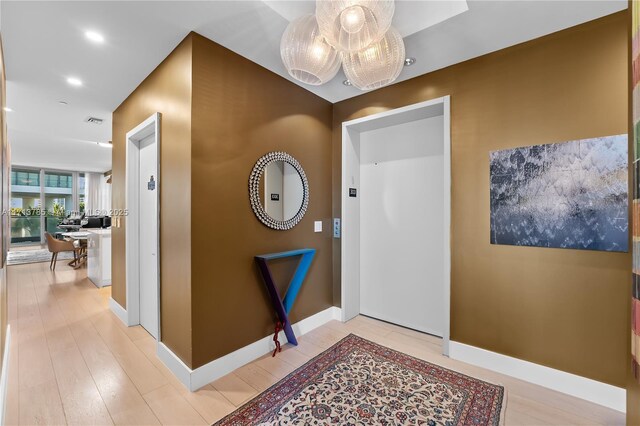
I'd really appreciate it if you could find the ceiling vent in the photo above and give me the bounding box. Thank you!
[85,116,103,125]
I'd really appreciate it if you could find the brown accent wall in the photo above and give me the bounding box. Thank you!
[0,34,8,363]
[189,34,333,368]
[333,12,629,387]
[112,12,629,386]
[112,36,193,365]
[112,33,333,369]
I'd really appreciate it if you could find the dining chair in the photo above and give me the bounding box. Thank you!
[44,232,80,271]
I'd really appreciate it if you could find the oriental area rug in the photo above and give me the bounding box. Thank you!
[215,334,505,425]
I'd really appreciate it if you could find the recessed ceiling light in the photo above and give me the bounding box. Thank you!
[3,107,12,112]
[85,31,105,44]
[343,79,352,86]
[404,57,416,66]
[97,142,112,149]
[67,77,83,87]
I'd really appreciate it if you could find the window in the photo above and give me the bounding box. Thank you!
[11,170,39,187]
[44,172,73,189]
[78,173,86,213]
[10,168,41,244]
[44,171,73,237]
[10,168,88,245]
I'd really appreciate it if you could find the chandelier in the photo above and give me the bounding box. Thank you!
[280,0,405,91]
[342,26,404,91]
[315,0,394,53]
[280,14,342,85]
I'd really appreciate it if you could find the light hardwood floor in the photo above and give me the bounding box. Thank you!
[5,262,625,425]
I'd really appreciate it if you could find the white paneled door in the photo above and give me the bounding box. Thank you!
[138,134,158,339]
[359,116,445,337]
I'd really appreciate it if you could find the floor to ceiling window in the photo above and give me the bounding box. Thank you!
[10,167,86,245]
[43,171,73,238]
[10,168,42,244]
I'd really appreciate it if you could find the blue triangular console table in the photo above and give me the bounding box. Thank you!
[255,248,316,346]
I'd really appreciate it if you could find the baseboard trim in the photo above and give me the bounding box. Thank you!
[0,325,11,424]
[449,341,626,413]
[158,306,342,391]
[157,341,192,388]
[109,297,129,326]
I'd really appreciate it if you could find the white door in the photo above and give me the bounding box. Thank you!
[359,116,445,336]
[138,134,158,339]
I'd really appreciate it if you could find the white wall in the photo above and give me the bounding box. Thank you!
[264,161,284,221]
[342,127,361,321]
[283,163,303,219]
[264,162,303,221]
[359,116,445,335]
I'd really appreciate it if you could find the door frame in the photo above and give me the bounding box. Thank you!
[125,112,161,340]
[340,96,452,355]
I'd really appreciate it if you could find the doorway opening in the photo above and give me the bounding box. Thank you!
[124,113,161,340]
[341,97,451,355]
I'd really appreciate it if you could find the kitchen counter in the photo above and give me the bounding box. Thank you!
[87,228,111,287]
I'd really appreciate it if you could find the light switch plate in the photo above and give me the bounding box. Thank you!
[333,218,341,238]
[314,221,322,233]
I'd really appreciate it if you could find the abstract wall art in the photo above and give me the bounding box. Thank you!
[489,134,628,252]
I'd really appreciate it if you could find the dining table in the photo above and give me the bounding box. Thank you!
[60,231,90,269]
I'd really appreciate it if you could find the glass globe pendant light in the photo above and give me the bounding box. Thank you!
[316,0,395,53]
[341,26,405,90]
[280,14,342,85]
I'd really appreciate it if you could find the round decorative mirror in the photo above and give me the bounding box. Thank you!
[249,152,309,230]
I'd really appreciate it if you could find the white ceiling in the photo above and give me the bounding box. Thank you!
[1,1,627,173]
[263,1,470,37]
